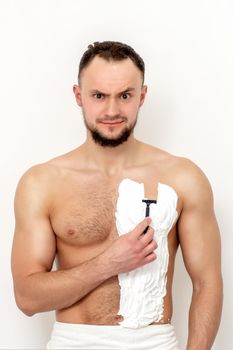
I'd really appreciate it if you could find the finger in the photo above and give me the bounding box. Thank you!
[131,217,152,238]
[142,239,157,256]
[139,226,154,244]
[143,225,150,234]
[143,251,157,264]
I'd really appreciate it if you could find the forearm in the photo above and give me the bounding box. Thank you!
[186,278,223,350]
[13,218,154,316]
[15,252,113,316]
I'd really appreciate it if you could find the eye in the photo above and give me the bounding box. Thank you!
[94,93,104,99]
[121,93,130,100]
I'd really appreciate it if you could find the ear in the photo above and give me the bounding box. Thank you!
[73,84,82,107]
[139,85,148,106]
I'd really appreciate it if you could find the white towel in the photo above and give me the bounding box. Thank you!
[47,321,179,349]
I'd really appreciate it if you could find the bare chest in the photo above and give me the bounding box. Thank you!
[50,179,119,246]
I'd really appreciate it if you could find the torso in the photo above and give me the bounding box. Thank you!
[47,143,182,325]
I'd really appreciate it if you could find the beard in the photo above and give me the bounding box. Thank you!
[83,112,138,148]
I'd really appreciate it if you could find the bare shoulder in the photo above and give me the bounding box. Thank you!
[144,143,208,177]
[14,151,79,218]
[16,162,58,193]
[170,155,211,183]
[172,156,212,193]
[143,143,214,207]
[166,154,214,210]
[14,164,56,216]
[16,148,81,189]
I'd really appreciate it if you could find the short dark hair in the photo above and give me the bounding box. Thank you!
[78,41,145,84]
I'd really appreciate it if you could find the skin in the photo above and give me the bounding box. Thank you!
[11,56,223,349]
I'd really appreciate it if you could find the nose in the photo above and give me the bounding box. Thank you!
[105,98,121,118]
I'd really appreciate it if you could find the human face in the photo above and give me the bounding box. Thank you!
[73,56,147,147]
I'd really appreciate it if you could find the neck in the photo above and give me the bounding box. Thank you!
[81,134,141,177]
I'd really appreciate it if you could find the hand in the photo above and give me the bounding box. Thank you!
[104,217,157,275]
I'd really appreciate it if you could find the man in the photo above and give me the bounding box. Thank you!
[11,41,223,349]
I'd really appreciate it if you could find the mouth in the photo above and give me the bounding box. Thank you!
[99,119,125,127]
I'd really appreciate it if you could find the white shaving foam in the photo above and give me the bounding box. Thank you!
[115,178,178,328]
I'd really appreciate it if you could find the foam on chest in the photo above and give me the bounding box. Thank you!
[115,178,178,328]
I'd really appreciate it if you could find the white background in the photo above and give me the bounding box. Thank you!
[0,0,232,348]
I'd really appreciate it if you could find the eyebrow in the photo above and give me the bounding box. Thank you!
[89,87,136,96]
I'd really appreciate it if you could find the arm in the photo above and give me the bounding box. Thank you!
[11,165,156,316]
[177,161,223,350]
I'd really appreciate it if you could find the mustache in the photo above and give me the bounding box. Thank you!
[96,116,128,123]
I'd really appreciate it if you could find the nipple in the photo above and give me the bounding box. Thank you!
[67,229,75,236]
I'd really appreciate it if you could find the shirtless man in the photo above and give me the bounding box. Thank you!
[11,41,223,350]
